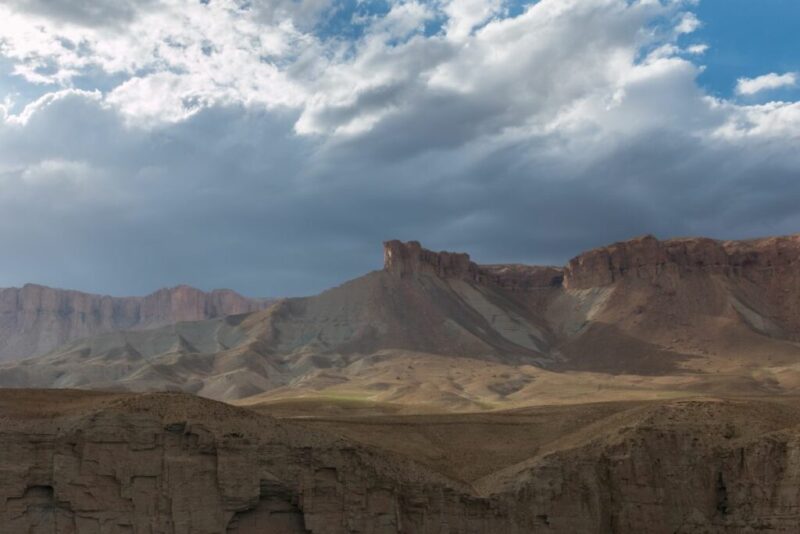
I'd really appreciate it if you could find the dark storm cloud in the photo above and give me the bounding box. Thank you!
[0,0,799,297]
[1,90,800,298]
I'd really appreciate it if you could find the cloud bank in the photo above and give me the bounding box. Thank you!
[0,0,799,296]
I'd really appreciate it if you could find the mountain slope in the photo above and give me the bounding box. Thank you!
[2,235,800,407]
[0,283,273,362]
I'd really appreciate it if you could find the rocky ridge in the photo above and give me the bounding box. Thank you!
[563,233,800,289]
[383,240,563,288]
[0,284,272,362]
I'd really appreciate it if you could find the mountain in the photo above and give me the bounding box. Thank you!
[0,283,273,362]
[2,234,800,408]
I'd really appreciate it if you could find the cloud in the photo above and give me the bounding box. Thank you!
[675,12,701,34]
[736,72,798,96]
[4,0,157,28]
[0,0,798,298]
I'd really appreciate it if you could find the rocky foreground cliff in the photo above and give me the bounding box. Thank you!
[0,284,272,362]
[4,389,800,533]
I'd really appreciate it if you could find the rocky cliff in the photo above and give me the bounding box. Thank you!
[563,234,800,289]
[383,240,563,289]
[0,284,271,362]
[0,390,514,534]
[5,390,800,533]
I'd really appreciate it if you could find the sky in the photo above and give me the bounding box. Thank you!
[0,0,798,297]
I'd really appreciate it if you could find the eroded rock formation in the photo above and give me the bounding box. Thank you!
[5,391,800,533]
[563,234,800,289]
[383,240,563,289]
[0,391,513,534]
[0,284,271,362]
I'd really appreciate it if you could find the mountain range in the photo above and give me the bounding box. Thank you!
[2,234,800,409]
[0,284,272,362]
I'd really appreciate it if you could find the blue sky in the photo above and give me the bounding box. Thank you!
[0,0,798,297]
[694,0,800,100]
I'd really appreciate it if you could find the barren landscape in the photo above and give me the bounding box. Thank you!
[3,0,799,531]
[3,234,800,532]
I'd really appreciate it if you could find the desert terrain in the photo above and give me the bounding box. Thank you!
[3,234,800,532]
[4,389,800,532]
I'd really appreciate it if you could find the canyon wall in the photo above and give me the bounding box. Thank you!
[5,393,800,533]
[0,392,515,534]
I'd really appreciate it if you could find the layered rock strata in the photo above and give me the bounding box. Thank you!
[5,392,800,533]
[383,240,563,289]
[0,284,271,362]
[563,234,800,289]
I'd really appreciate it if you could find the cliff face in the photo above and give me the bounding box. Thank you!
[383,240,479,280]
[5,391,800,533]
[563,234,800,289]
[383,240,563,289]
[0,284,271,362]
[561,234,800,337]
[0,391,514,534]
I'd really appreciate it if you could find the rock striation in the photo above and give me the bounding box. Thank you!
[563,234,800,289]
[0,284,272,362]
[383,240,563,289]
[383,240,479,280]
[5,391,800,533]
[0,391,514,534]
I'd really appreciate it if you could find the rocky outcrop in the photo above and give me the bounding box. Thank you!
[383,240,479,280]
[383,240,563,289]
[0,284,272,362]
[0,391,515,534]
[5,392,800,533]
[489,399,800,533]
[563,234,800,289]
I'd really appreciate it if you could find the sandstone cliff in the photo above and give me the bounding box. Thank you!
[0,284,272,362]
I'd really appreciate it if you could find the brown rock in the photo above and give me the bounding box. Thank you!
[383,240,563,289]
[383,240,478,280]
[563,234,800,289]
[5,391,800,533]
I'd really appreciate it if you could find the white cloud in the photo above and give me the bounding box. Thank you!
[442,0,504,40]
[685,44,708,55]
[2,88,102,125]
[736,72,798,96]
[675,12,701,34]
